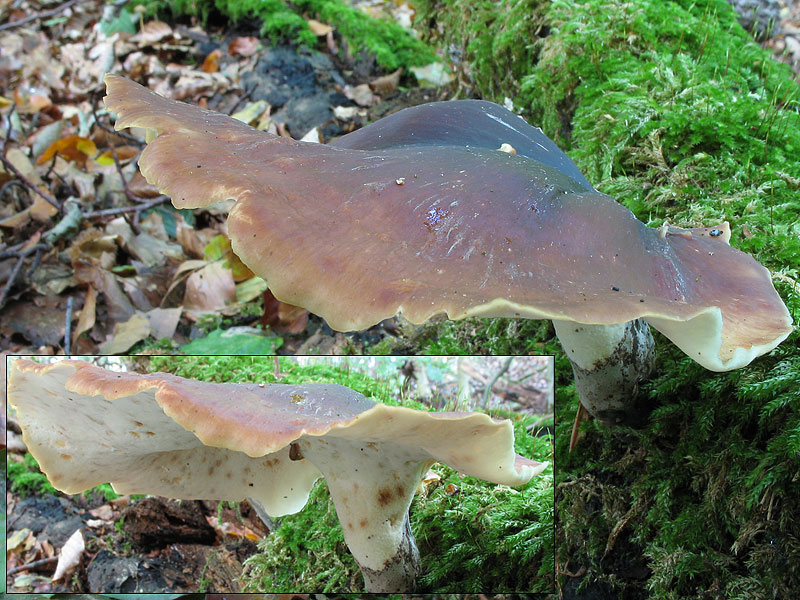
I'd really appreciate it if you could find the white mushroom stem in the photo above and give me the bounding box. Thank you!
[553,318,657,427]
[299,436,432,592]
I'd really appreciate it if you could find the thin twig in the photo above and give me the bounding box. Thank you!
[0,243,50,309]
[27,246,43,276]
[0,179,29,204]
[0,255,25,309]
[4,103,16,146]
[83,195,170,218]
[6,556,59,576]
[64,295,74,354]
[0,0,80,32]
[106,145,143,234]
[227,84,255,115]
[0,153,61,210]
[91,93,145,145]
[482,356,513,409]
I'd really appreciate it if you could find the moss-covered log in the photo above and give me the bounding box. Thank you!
[416,0,800,597]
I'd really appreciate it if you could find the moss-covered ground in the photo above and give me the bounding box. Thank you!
[139,0,436,71]
[411,0,800,597]
[144,356,554,593]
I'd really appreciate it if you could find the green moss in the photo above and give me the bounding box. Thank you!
[7,453,58,497]
[558,329,800,598]
[417,0,549,101]
[242,480,362,592]
[83,483,125,503]
[408,317,559,356]
[413,1,800,597]
[143,356,553,592]
[413,412,554,593]
[138,0,436,70]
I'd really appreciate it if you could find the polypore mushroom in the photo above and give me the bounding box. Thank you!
[7,358,546,592]
[103,76,792,425]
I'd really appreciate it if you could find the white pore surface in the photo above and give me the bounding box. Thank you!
[646,308,790,372]
[8,360,322,516]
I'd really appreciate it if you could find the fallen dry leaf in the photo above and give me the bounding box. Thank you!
[231,100,268,125]
[204,234,254,281]
[52,529,84,581]
[183,261,236,312]
[98,312,151,354]
[72,285,97,345]
[344,83,379,107]
[229,36,259,57]
[262,288,308,334]
[202,49,222,74]
[307,18,334,36]
[13,86,52,113]
[145,306,182,340]
[125,170,162,198]
[36,135,97,165]
[88,504,115,521]
[131,20,173,45]
[95,144,140,166]
[370,68,402,96]
[3,147,43,184]
[410,62,454,87]
[300,127,321,143]
[1,295,66,346]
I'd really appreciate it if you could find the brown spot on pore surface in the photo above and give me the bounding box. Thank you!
[145,431,155,436]
[133,421,143,427]
[60,454,72,459]
[360,519,368,528]
[396,485,404,497]
[377,487,393,506]
[347,522,354,530]
[130,431,140,438]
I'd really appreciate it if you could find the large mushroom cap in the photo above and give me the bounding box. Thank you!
[104,75,792,371]
[8,358,542,507]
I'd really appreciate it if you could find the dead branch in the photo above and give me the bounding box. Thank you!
[0,0,80,32]
[6,556,59,576]
[482,356,513,408]
[0,153,61,210]
[0,243,50,309]
[83,195,171,219]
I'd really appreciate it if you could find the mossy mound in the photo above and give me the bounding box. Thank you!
[139,0,436,71]
[414,0,799,597]
[144,356,554,592]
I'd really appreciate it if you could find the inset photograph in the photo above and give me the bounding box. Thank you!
[5,355,554,594]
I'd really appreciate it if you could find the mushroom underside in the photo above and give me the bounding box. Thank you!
[8,359,546,592]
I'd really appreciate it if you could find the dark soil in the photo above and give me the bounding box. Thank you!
[6,492,268,593]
